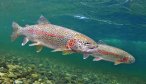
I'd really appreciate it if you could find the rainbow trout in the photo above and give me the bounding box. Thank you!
[92,43,135,65]
[11,15,135,65]
[11,15,98,57]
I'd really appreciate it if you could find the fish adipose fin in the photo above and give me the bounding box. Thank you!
[11,22,22,41]
[22,37,29,46]
[37,15,50,24]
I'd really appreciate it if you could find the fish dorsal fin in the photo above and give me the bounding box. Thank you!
[37,15,49,24]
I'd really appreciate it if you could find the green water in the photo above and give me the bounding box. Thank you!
[0,0,146,84]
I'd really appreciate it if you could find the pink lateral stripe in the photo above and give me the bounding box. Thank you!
[27,29,64,38]
[97,50,120,57]
[118,57,128,62]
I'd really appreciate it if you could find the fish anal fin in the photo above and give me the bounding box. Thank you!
[37,15,50,24]
[22,37,29,46]
[36,45,43,53]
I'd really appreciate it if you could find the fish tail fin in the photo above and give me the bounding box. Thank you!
[11,22,21,41]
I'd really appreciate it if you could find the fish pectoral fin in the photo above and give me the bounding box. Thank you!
[37,15,50,24]
[22,37,29,46]
[93,57,103,61]
[51,47,70,52]
[62,50,74,55]
[83,54,90,59]
[51,48,73,55]
[36,45,43,53]
[25,24,29,27]
[114,61,122,65]
[29,42,41,46]
[51,48,64,52]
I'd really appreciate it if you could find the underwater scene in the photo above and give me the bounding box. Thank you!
[0,0,146,84]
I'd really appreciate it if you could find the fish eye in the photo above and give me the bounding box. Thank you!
[84,42,91,45]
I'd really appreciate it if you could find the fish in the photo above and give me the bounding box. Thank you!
[11,15,98,57]
[92,43,135,65]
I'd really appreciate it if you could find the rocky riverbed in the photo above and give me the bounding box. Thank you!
[0,51,145,84]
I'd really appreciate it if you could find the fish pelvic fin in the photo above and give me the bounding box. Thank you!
[51,47,70,52]
[114,61,122,65]
[36,45,43,53]
[93,57,103,61]
[11,22,22,41]
[51,48,73,55]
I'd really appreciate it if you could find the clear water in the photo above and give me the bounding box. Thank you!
[0,0,146,84]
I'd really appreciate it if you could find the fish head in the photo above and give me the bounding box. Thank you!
[117,53,135,65]
[125,54,135,64]
[70,39,98,53]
